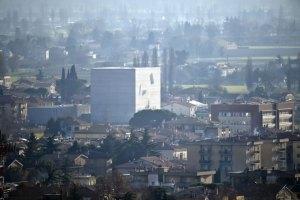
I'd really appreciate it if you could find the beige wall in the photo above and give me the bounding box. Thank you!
[186,141,247,178]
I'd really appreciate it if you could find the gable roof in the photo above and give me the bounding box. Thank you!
[8,159,23,169]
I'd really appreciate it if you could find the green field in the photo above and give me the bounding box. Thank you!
[179,84,248,94]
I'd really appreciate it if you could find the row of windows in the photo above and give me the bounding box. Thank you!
[218,112,251,117]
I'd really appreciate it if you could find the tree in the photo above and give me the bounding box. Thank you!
[4,167,23,182]
[0,50,6,79]
[142,187,175,200]
[151,47,158,67]
[211,67,222,90]
[175,50,188,65]
[162,48,168,90]
[245,57,254,91]
[45,118,61,136]
[142,51,149,67]
[285,57,292,90]
[206,22,219,39]
[68,141,81,154]
[36,69,44,81]
[133,56,138,68]
[24,133,38,167]
[168,48,175,91]
[43,136,58,154]
[95,171,129,199]
[129,109,176,128]
[37,160,63,186]
[61,67,66,80]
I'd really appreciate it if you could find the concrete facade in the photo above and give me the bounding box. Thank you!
[186,140,247,181]
[27,104,90,125]
[211,101,294,135]
[91,67,161,124]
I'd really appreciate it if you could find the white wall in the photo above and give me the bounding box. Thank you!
[91,67,161,124]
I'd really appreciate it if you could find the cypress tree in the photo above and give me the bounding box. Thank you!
[245,57,253,91]
[151,47,158,67]
[142,51,149,67]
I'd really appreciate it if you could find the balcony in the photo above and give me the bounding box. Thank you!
[246,157,259,164]
[199,149,211,154]
[262,115,275,119]
[279,113,292,118]
[219,149,232,155]
[220,159,232,164]
[272,155,286,162]
[279,122,292,126]
[199,159,211,164]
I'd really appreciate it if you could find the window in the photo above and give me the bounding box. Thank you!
[150,74,154,84]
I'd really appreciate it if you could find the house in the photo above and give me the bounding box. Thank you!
[85,151,112,176]
[116,156,174,175]
[197,170,216,184]
[276,185,300,200]
[71,175,96,186]
[163,117,207,134]
[74,154,89,167]
[0,95,27,124]
[74,124,111,141]
[173,148,187,161]
[7,160,23,170]
[162,102,197,117]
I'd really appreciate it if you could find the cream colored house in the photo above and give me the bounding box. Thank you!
[74,154,89,166]
[162,102,197,117]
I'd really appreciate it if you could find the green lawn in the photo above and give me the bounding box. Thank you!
[179,84,248,94]
[222,85,248,94]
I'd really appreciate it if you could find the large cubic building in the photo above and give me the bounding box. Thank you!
[91,67,161,124]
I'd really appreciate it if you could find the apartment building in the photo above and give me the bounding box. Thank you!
[187,139,247,181]
[246,140,274,171]
[246,138,300,171]
[211,101,294,135]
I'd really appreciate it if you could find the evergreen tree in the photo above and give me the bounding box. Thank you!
[36,69,44,81]
[0,50,6,79]
[151,47,158,67]
[133,56,138,68]
[142,51,149,67]
[245,57,253,91]
[70,65,78,80]
[285,57,292,91]
[168,48,175,91]
[44,136,58,154]
[162,48,168,90]
[61,67,66,80]
[136,56,140,67]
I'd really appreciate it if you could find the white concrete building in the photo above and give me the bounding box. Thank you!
[91,67,161,124]
[162,101,197,117]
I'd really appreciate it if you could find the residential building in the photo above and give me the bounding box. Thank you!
[27,104,90,125]
[186,139,247,181]
[246,140,274,171]
[0,95,27,123]
[91,67,161,124]
[246,138,300,171]
[73,124,113,141]
[211,101,294,135]
[276,185,300,200]
[162,101,197,117]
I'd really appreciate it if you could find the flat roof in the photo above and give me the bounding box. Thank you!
[92,67,160,70]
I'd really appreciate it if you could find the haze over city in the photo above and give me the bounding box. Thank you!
[0,0,300,199]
